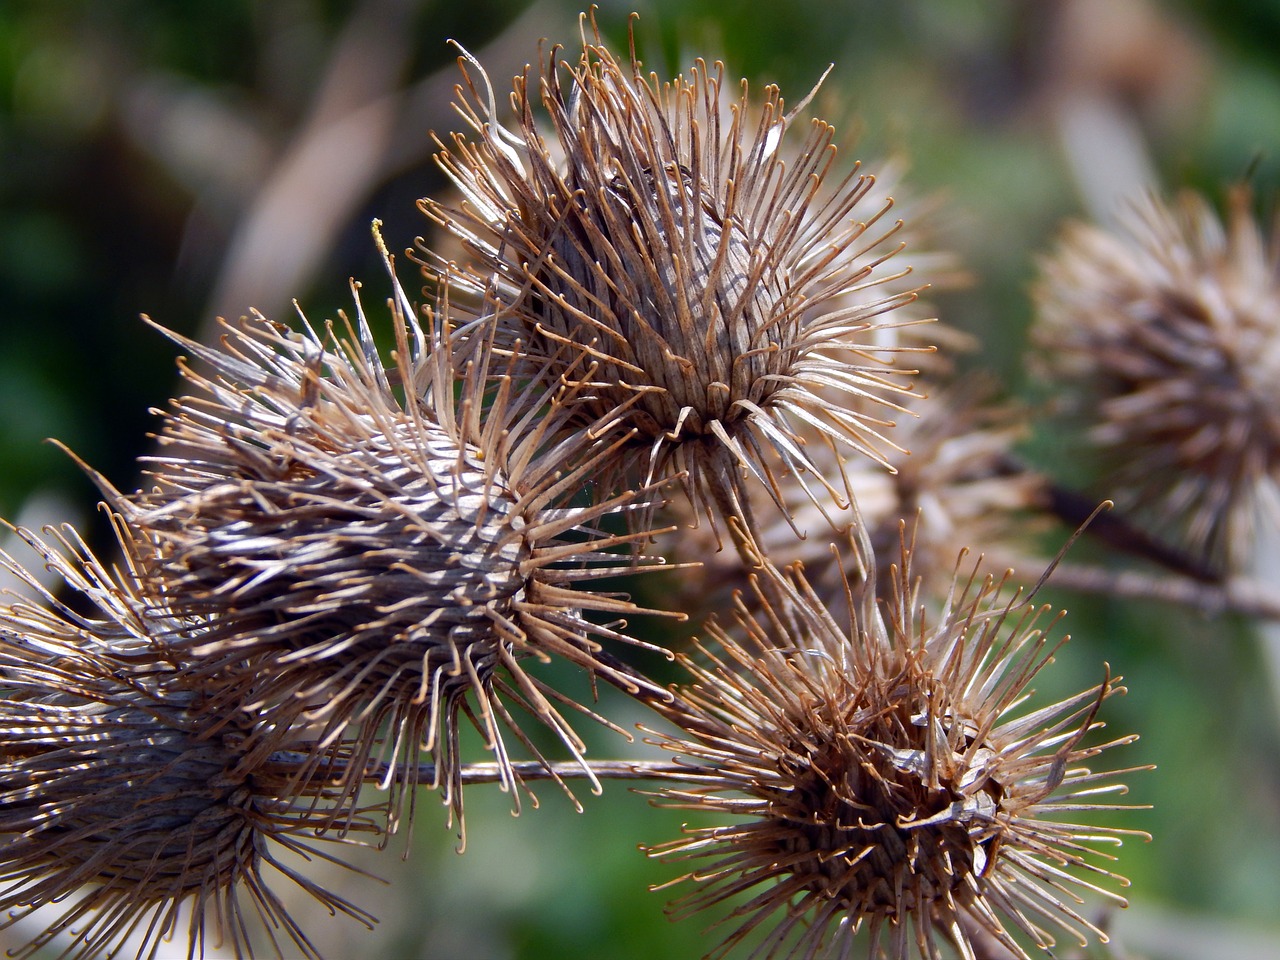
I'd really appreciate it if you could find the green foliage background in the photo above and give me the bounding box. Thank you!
[2,1,1279,957]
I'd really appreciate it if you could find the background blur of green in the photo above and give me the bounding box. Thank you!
[2,1,1279,958]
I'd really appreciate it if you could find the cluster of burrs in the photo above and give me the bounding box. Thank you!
[21,8,1280,959]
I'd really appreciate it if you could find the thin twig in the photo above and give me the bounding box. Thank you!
[1043,560,1280,621]
[265,753,694,787]
[1038,477,1218,581]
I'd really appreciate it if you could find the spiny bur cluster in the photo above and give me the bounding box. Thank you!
[106,259,678,843]
[1032,186,1280,573]
[0,517,378,960]
[422,15,934,545]
[644,542,1145,960]
[4,8,1234,960]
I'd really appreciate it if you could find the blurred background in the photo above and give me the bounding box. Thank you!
[2,0,1279,957]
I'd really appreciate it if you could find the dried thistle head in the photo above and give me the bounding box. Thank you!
[0,519,377,960]
[839,382,1046,582]
[1032,186,1280,572]
[422,13,934,541]
[644,548,1146,960]
[109,252,676,841]
[666,378,1048,622]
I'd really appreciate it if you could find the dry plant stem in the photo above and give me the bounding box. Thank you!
[265,753,695,786]
[1045,560,1280,621]
[1246,526,1280,734]
[1040,475,1219,581]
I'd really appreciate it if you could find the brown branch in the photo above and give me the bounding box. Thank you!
[1040,478,1219,581]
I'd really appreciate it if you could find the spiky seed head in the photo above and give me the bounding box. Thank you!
[110,254,676,841]
[666,379,1048,622]
[644,550,1146,960]
[422,13,934,541]
[809,380,1047,600]
[1032,186,1280,572]
[0,519,377,960]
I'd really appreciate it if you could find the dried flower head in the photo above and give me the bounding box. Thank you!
[667,379,1048,622]
[0,518,377,960]
[1032,186,1280,572]
[644,547,1145,960]
[109,249,676,840]
[422,13,933,541]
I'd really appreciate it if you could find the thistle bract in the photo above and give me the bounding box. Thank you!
[111,253,675,840]
[1033,187,1280,572]
[0,521,376,960]
[646,555,1145,960]
[424,15,932,541]
[666,380,1046,621]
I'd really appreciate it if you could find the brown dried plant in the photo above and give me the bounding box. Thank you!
[0,517,379,960]
[0,10,1169,960]
[420,12,934,547]
[643,543,1146,960]
[665,378,1049,626]
[99,244,679,844]
[1032,185,1280,573]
